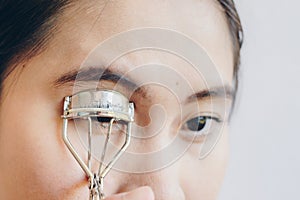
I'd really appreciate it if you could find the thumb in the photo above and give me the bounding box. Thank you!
[104,186,154,200]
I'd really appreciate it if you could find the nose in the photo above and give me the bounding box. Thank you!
[121,85,186,166]
[115,166,186,200]
[106,86,186,200]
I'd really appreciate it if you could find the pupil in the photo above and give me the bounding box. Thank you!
[186,116,207,131]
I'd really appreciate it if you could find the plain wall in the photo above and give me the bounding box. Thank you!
[218,0,300,199]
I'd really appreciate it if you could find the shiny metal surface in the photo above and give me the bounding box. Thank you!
[62,89,134,200]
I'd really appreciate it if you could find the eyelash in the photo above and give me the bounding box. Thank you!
[70,117,125,138]
[90,117,127,134]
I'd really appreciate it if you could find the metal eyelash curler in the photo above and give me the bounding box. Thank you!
[62,89,134,200]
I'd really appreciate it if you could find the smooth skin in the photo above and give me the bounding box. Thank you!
[0,0,234,199]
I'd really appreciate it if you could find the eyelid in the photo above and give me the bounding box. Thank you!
[182,111,223,126]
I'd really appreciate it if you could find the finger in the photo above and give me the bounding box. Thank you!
[104,186,154,200]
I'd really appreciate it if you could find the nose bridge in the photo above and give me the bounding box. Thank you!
[128,84,179,147]
[120,83,188,169]
[113,85,186,199]
[128,106,177,156]
[132,84,181,126]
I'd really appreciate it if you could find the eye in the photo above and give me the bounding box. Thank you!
[186,116,210,132]
[90,117,127,135]
[180,115,221,142]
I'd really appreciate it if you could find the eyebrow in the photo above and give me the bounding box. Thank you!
[53,67,234,102]
[53,66,139,91]
[186,85,233,103]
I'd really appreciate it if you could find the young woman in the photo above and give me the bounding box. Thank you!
[0,0,243,199]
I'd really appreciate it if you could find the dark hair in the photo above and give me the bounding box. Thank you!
[0,0,243,96]
[0,0,70,89]
[218,0,243,104]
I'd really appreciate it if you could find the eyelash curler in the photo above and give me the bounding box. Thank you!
[62,89,134,200]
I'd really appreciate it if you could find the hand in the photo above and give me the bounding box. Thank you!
[104,186,154,200]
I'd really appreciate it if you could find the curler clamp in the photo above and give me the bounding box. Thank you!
[62,89,134,200]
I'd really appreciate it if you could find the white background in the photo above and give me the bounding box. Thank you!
[218,0,300,199]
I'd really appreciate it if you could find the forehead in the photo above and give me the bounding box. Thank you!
[28,0,234,91]
[48,0,233,72]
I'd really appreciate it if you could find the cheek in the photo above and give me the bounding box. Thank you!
[0,90,87,199]
[179,130,229,200]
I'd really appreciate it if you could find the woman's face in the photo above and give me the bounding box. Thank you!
[0,0,234,199]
